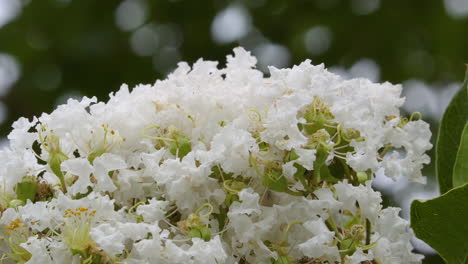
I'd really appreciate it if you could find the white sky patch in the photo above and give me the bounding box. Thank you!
[154,24,183,49]
[54,91,82,107]
[327,66,348,79]
[351,0,381,15]
[153,47,181,74]
[304,25,333,56]
[115,0,148,32]
[329,59,380,82]
[130,23,159,57]
[0,0,22,28]
[211,4,252,44]
[444,0,468,19]
[349,58,380,82]
[0,53,20,96]
[254,43,291,72]
[402,80,459,121]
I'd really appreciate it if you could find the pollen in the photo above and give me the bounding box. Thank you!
[5,219,26,231]
[63,207,96,218]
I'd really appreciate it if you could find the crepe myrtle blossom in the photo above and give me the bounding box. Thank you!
[0,48,430,263]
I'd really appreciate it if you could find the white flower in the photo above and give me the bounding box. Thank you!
[381,120,432,183]
[261,93,311,150]
[93,153,127,192]
[61,158,94,196]
[294,148,317,170]
[8,117,38,150]
[186,236,228,264]
[0,47,428,263]
[230,188,262,215]
[21,236,52,264]
[89,223,125,255]
[18,201,61,232]
[334,180,382,222]
[0,148,42,190]
[297,220,340,263]
[208,125,258,174]
[135,198,169,223]
[345,248,374,264]
[132,236,164,262]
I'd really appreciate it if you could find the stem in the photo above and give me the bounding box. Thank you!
[284,189,305,197]
[247,109,262,122]
[128,201,145,221]
[325,216,342,240]
[379,144,392,159]
[295,173,312,194]
[279,222,302,246]
[338,159,351,180]
[313,167,321,185]
[409,112,422,121]
[364,218,371,253]
[223,180,238,194]
[351,172,359,185]
[56,174,67,193]
[195,203,214,218]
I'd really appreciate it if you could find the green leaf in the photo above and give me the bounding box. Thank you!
[453,123,468,187]
[263,170,289,192]
[15,176,37,203]
[169,136,192,159]
[411,183,468,264]
[436,68,468,194]
[272,256,291,264]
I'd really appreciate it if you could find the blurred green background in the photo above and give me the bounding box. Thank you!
[1,0,467,262]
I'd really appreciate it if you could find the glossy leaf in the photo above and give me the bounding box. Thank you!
[411,183,468,264]
[453,123,468,187]
[436,68,468,194]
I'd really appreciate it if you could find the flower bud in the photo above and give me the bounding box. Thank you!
[8,199,25,209]
[48,151,69,193]
[343,128,361,141]
[357,172,369,184]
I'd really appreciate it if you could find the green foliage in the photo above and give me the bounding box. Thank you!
[272,256,291,264]
[411,183,468,264]
[169,136,192,159]
[15,177,37,203]
[453,123,468,187]
[436,69,468,194]
[262,169,289,193]
[411,68,468,263]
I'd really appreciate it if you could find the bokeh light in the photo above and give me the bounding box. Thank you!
[0,2,467,262]
[115,0,148,32]
[444,0,468,19]
[304,25,333,56]
[0,53,20,96]
[351,0,380,15]
[211,4,251,44]
[0,0,22,28]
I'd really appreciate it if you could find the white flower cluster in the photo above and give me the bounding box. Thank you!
[0,48,431,264]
